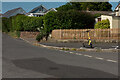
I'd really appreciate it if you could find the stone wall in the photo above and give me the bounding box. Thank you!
[20,32,39,39]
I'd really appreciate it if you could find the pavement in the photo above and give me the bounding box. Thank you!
[2,34,119,78]
[39,42,119,49]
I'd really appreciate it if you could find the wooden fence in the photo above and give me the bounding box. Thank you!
[52,29,120,40]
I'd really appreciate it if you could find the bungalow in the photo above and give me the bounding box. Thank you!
[2,7,26,18]
[115,3,120,16]
[27,5,57,17]
[95,3,120,29]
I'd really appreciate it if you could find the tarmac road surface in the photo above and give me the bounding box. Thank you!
[2,34,118,78]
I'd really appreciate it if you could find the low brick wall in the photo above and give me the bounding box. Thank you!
[20,32,39,39]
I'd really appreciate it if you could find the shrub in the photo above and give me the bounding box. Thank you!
[12,14,43,31]
[94,13,101,18]
[16,31,21,37]
[36,33,44,42]
[95,19,110,29]
[36,30,47,42]
[43,10,95,33]
[2,17,12,32]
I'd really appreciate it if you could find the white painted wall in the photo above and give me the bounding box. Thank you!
[28,13,34,17]
[101,15,113,29]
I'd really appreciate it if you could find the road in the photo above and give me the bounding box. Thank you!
[2,34,118,78]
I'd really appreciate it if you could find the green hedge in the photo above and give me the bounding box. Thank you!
[2,17,12,32]
[43,10,95,34]
[12,15,43,31]
[2,15,43,32]
[95,19,110,29]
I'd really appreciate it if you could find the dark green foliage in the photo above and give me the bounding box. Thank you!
[2,17,12,32]
[12,14,43,31]
[36,30,47,42]
[16,31,21,37]
[94,13,102,18]
[57,2,112,11]
[43,10,95,33]
[36,33,44,42]
[95,19,110,29]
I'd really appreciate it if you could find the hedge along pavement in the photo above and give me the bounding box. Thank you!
[20,37,119,53]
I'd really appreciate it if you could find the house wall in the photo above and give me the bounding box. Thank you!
[112,17,120,29]
[101,15,113,29]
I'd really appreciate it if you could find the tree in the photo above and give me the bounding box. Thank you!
[43,10,95,31]
[57,2,112,11]
[95,19,110,29]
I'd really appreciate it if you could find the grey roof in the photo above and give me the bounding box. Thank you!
[3,7,26,18]
[84,11,113,15]
[29,5,48,13]
[115,3,120,10]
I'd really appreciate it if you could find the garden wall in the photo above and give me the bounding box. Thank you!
[52,29,120,42]
[20,32,39,39]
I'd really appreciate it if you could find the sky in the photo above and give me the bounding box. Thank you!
[2,2,66,13]
[1,2,120,14]
[1,0,120,2]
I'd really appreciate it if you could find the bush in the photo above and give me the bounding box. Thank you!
[94,13,101,18]
[12,14,43,31]
[36,30,47,42]
[95,19,110,29]
[2,17,12,32]
[43,10,95,33]
[16,31,20,37]
[36,33,44,42]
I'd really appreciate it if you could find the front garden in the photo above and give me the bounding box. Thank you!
[2,2,111,41]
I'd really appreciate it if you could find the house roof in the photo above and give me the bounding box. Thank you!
[44,8,57,13]
[115,3,120,11]
[3,7,26,18]
[82,11,113,15]
[29,5,48,13]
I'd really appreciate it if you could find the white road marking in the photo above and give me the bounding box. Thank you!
[84,55,92,58]
[106,59,117,63]
[95,57,104,60]
[78,53,82,55]
[70,52,74,54]
[59,50,63,51]
[64,51,69,53]
[76,53,82,55]
[59,50,117,63]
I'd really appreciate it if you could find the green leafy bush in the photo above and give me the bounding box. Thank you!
[94,13,101,18]
[16,31,21,37]
[36,33,44,42]
[2,17,12,32]
[12,14,43,31]
[95,19,110,29]
[36,30,47,42]
[43,10,95,33]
